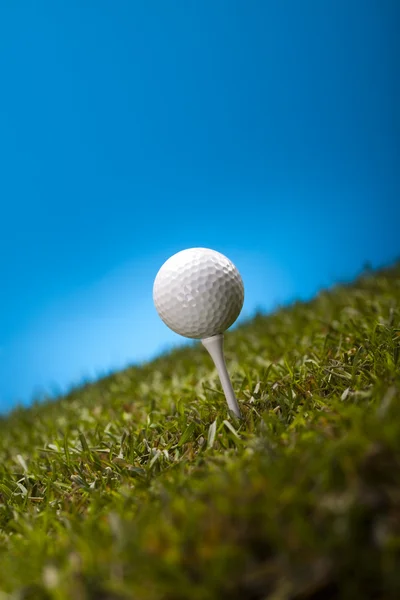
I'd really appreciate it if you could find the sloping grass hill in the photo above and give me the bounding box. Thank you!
[0,263,400,600]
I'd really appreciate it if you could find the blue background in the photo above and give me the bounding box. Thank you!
[1,0,399,411]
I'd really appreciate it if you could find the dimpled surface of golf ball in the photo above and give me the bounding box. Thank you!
[153,248,244,339]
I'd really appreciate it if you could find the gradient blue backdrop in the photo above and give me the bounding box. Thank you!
[1,0,399,411]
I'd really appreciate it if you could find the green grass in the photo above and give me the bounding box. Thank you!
[1,263,400,600]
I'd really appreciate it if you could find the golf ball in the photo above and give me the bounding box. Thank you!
[153,248,244,339]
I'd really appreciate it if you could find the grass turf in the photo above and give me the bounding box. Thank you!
[0,263,399,599]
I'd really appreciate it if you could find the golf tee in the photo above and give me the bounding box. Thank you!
[201,334,242,418]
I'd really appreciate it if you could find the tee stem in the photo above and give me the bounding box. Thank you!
[201,334,241,418]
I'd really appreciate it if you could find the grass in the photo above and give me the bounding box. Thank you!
[0,262,400,599]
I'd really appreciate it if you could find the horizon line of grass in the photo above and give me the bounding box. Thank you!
[2,257,398,419]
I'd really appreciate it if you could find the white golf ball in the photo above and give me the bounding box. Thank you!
[153,248,244,339]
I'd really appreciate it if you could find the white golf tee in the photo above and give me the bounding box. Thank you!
[201,334,242,418]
